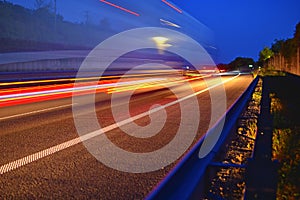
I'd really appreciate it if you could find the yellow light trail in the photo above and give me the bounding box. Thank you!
[107,75,211,93]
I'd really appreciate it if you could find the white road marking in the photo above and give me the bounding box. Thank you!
[0,74,240,175]
[0,104,74,121]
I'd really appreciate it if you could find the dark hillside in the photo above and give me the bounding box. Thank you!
[0,1,113,52]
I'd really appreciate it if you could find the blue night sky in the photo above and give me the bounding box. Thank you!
[6,0,300,64]
[173,0,300,63]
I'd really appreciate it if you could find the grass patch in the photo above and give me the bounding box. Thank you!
[271,93,300,199]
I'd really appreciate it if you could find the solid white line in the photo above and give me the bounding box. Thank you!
[0,104,74,121]
[0,74,240,175]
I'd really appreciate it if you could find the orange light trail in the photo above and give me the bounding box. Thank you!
[99,0,140,16]
[0,76,115,87]
[162,0,182,13]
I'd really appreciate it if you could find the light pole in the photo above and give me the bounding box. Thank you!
[54,0,57,39]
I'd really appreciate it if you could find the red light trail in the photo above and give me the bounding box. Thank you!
[162,0,182,13]
[99,0,140,16]
[0,75,210,108]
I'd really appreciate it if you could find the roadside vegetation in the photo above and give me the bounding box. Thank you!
[257,22,300,199]
[258,22,300,76]
[269,77,300,199]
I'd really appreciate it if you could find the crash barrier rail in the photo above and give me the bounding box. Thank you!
[146,76,259,200]
[244,76,278,199]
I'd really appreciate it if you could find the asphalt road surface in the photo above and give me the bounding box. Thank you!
[0,74,254,199]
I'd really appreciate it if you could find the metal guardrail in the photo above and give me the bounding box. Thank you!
[244,76,278,199]
[146,76,259,200]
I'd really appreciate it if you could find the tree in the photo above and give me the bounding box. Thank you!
[271,39,285,54]
[216,63,229,71]
[281,39,297,62]
[293,22,300,46]
[228,57,255,70]
[294,22,300,74]
[259,47,274,61]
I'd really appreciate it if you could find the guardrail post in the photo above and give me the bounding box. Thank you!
[244,76,278,199]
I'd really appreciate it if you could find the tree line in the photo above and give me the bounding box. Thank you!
[217,57,255,72]
[259,22,300,74]
[217,22,299,73]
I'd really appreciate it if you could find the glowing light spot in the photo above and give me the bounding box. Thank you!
[160,19,181,28]
[152,37,172,54]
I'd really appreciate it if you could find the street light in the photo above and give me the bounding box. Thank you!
[54,0,57,37]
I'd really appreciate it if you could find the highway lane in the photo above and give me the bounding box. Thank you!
[0,74,254,199]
